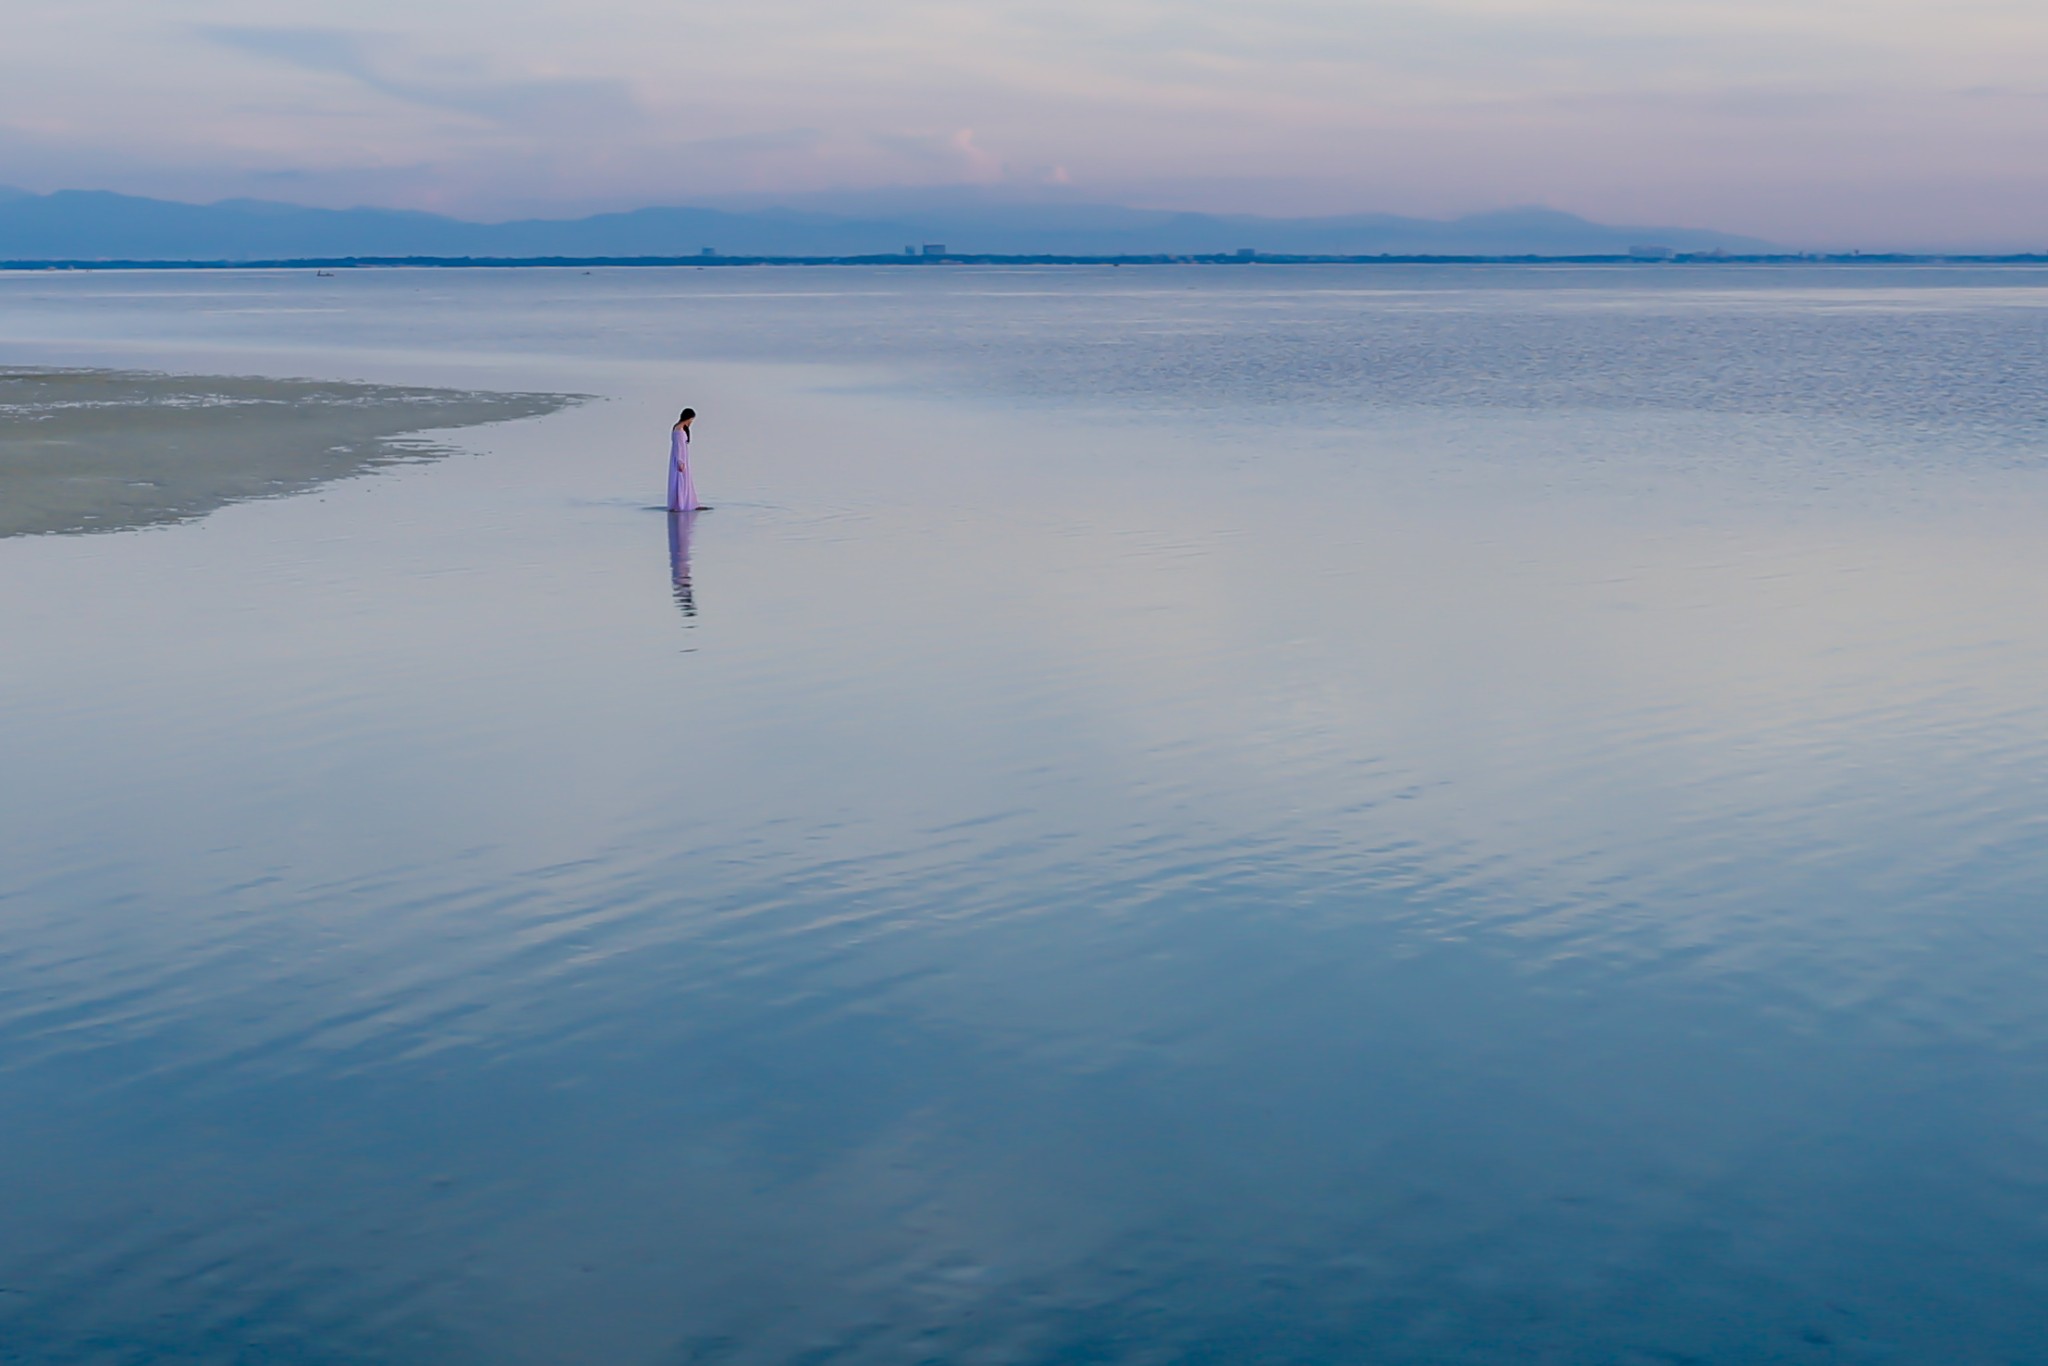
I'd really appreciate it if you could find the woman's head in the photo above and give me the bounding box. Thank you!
[677,407,696,426]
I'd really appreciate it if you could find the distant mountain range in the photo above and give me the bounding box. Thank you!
[0,185,1775,261]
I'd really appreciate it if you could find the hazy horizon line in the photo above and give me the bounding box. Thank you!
[11,180,2048,254]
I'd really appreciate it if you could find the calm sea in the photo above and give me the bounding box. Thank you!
[3,265,2047,1363]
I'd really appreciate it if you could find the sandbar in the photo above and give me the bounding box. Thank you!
[0,367,579,538]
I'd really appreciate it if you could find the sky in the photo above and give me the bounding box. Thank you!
[3,0,2047,246]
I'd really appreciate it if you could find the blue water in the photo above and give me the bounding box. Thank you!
[3,265,2048,1363]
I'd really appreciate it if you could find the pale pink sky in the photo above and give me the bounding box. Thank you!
[4,0,2047,246]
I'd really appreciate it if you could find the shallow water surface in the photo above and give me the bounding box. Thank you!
[2,266,2047,1363]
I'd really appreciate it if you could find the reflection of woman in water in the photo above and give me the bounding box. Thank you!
[667,408,705,512]
[667,510,698,618]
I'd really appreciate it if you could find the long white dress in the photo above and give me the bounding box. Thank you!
[666,427,699,512]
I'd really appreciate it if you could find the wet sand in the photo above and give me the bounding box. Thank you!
[0,367,579,537]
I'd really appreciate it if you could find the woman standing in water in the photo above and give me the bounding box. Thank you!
[667,408,706,512]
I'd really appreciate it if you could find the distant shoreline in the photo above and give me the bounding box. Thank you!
[5,252,2047,271]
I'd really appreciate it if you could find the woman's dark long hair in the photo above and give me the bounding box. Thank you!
[676,407,696,427]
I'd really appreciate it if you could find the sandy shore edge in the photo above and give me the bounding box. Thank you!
[1,366,583,538]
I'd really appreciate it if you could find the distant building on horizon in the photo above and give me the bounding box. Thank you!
[921,243,946,257]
